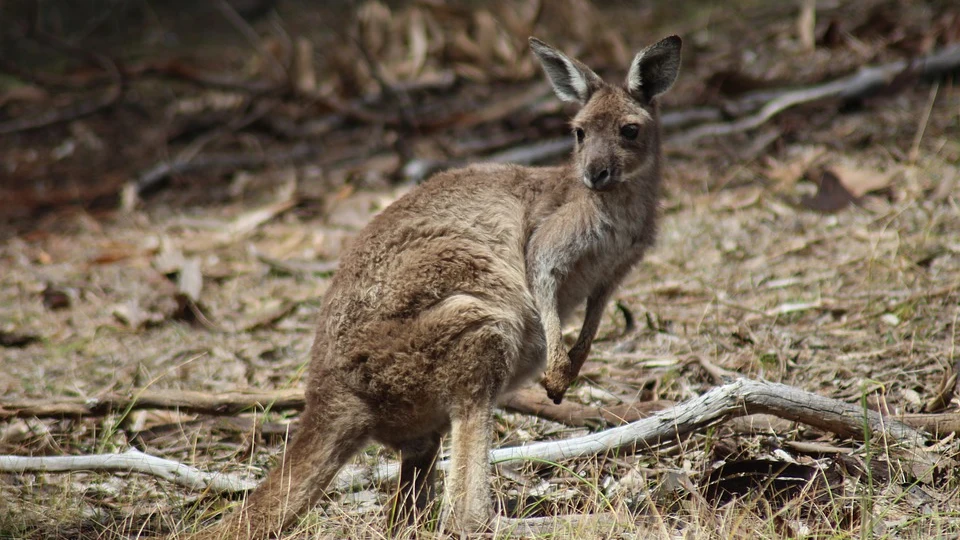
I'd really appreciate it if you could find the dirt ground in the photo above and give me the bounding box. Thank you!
[1,1,959,538]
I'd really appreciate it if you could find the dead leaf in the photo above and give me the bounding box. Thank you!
[292,37,317,95]
[801,169,857,213]
[496,0,542,40]
[711,186,763,211]
[404,8,429,78]
[221,195,296,238]
[180,171,298,252]
[0,85,48,109]
[797,0,817,51]
[763,146,826,189]
[153,238,187,275]
[42,285,71,310]
[924,359,959,413]
[177,258,203,303]
[89,244,139,265]
[113,299,165,329]
[472,10,502,68]
[829,162,895,197]
[357,1,391,59]
[0,330,41,348]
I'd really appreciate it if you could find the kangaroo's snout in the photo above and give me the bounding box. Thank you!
[583,165,617,191]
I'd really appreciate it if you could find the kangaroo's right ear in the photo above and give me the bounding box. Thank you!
[529,37,603,105]
[626,35,682,103]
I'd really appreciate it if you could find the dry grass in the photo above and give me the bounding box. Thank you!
[2,0,960,538]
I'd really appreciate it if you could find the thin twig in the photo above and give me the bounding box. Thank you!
[909,80,939,163]
[0,28,122,135]
[132,142,317,197]
[215,0,288,84]
[668,43,960,145]
[351,35,418,131]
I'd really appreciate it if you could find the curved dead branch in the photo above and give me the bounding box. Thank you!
[1,378,938,495]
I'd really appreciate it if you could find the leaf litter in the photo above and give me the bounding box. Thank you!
[1,0,960,538]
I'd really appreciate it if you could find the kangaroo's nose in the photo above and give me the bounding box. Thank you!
[585,167,614,191]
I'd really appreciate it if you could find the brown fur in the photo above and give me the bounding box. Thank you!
[184,35,681,539]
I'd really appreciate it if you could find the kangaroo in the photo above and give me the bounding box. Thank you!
[186,35,681,539]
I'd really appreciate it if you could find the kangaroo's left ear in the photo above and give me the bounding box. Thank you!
[626,35,682,103]
[529,37,604,105]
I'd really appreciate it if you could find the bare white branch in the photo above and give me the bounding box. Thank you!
[0,447,257,493]
[0,379,934,495]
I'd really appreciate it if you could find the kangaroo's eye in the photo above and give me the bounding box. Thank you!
[575,128,585,144]
[620,123,640,140]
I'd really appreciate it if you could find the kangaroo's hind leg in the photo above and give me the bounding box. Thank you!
[443,398,495,534]
[188,391,373,539]
[388,430,444,532]
[440,324,522,534]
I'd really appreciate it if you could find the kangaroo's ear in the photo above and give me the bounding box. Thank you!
[626,35,682,103]
[529,37,603,105]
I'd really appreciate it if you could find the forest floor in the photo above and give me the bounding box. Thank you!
[1,0,959,538]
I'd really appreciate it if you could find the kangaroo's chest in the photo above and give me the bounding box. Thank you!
[556,229,645,322]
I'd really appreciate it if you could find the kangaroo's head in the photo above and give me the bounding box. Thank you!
[529,36,681,192]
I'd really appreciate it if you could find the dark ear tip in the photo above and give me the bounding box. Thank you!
[529,36,545,47]
[663,35,682,50]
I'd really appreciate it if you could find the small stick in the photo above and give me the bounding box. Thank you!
[909,80,939,163]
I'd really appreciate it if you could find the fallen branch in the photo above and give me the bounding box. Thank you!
[2,379,940,495]
[898,412,960,438]
[0,386,650,429]
[0,448,256,493]
[491,377,929,462]
[132,142,317,197]
[0,388,306,419]
[501,388,670,428]
[252,250,339,276]
[133,60,281,94]
[403,137,572,182]
[0,29,122,135]
[335,378,936,492]
[669,43,960,145]
[2,382,952,439]
[215,0,288,85]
